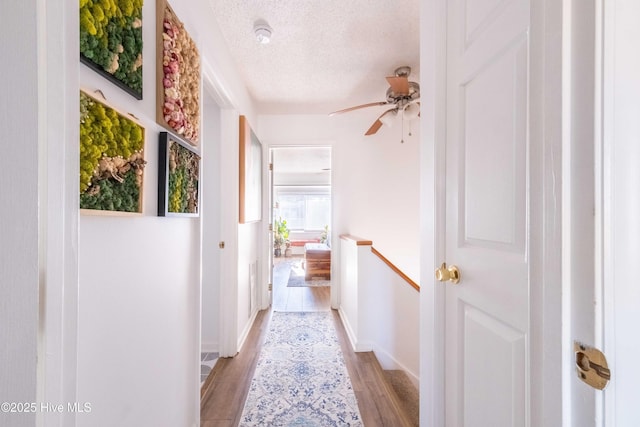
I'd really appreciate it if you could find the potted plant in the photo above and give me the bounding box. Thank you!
[320,225,329,245]
[274,233,284,257]
[274,217,290,257]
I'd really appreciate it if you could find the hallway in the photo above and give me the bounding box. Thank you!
[271,255,331,312]
[200,255,332,425]
[200,256,412,426]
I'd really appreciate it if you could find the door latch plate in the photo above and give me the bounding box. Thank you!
[574,341,610,390]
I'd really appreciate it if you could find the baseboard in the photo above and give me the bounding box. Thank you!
[237,309,259,352]
[372,345,419,389]
[201,341,218,353]
[337,307,372,352]
[337,307,358,351]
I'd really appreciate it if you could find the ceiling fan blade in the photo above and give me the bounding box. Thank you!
[365,120,383,136]
[329,101,388,116]
[386,76,410,95]
[365,108,398,136]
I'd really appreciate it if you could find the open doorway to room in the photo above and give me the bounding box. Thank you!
[270,147,332,312]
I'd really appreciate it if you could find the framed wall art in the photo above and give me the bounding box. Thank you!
[156,0,201,146]
[157,132,201,217]
[80,90,146,214]
[80,0,144,99]
[239,115,263,224]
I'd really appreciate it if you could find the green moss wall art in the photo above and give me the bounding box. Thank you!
[157,132,200,217]
[80,90,146,214]
[156,0,201,146]
[80,0,144,99]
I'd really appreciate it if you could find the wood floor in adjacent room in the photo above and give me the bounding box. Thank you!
[200,256,412,426]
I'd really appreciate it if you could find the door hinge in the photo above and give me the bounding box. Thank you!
[268,223,273,232]
[219,241,225,249]
[574,342,610,390]
[268,283,272,291]
[269,163,273,171]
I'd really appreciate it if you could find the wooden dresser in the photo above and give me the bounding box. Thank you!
[304,243,331,280]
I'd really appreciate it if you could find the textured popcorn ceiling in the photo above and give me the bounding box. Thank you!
[208,0,419,114]
[273,147,331,173]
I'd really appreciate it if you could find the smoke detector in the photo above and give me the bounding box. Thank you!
[254,20,273,44]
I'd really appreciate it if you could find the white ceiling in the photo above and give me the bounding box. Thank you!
[272,147,331,186]
[208,0,420,114]
[273,147,331,173]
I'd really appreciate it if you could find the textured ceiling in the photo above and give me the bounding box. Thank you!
[208,0,420,114]
[273,147,331,173]
[273,147,331,186]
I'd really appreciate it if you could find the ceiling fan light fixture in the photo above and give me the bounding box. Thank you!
[254,20,273,44]
[403,102,420,120]
[379,110,397,127]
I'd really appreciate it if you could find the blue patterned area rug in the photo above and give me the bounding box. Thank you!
[239,311,363,426]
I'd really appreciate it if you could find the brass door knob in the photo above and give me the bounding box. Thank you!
[435,262,460,284]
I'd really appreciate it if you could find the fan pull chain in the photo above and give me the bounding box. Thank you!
[401,110,405,143]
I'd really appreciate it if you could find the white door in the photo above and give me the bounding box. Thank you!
[443,0,531,425]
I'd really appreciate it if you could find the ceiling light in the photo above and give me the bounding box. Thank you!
[254,20,273,44]
[379,109,397,127]
[403,102,420,120]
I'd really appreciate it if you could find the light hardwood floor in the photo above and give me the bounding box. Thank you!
[271,256,331,312]
[200,257,411,426]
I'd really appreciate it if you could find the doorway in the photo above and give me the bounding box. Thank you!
[270,147,332,312]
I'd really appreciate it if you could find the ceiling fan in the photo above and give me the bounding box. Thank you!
[329,66,420,137]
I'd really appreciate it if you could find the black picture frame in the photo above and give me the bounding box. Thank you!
[80,55,143,100]
[158,132,201,217]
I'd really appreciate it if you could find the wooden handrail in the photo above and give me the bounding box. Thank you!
[340,234,419,291]
[339,234,373,246]
[371,247,420,292]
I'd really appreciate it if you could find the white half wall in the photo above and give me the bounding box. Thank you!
[361,252,420,387]
[339,237,420,387]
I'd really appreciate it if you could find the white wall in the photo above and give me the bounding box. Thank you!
[0,2,39,426]
[175,0,264,355]
[76,0,202,425]
[339,238,420,386]
[361,253,420,386]
[339,240,361,346]
[78,219,199,426]
[259,113,421,284]
[237,222,261,347]
[71,0,267,418]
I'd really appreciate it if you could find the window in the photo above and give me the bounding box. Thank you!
[275,187,330,231]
